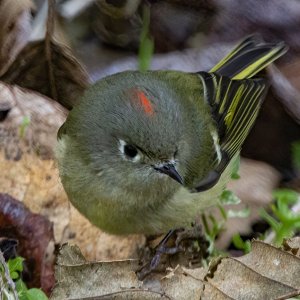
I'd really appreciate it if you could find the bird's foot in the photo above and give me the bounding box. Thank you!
[137,222,207,280]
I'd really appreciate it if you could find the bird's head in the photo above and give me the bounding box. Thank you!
[62,71,215,197]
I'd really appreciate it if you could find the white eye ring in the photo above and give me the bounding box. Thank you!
[118,139,141,162]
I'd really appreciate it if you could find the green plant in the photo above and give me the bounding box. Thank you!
[232,142,300,252]
[1,256,48,300]
[202,188,250,256]
[19,116,31,138]
[201,207,225,256]
[260,189,300,246]
[138,5,154,71]
[232,233,251,253]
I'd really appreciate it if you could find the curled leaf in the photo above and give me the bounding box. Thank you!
[0,193,55,294]
[0,82,66,159]
[1,39,90,110]
[0,0,34,76]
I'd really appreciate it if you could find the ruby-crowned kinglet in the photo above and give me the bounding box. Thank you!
[56,36,287,235]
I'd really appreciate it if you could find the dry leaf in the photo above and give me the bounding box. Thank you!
[283,237,300,256]
[0,0,34,76]
[0,193,55,294]
[0,82,67,159]
[51,239,300,299]
[0,82,16,121]
[1,39,90,110]
[203,240,300,300]
[50,244,206,300]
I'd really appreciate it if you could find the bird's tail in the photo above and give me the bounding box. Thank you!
[209,35,288,80]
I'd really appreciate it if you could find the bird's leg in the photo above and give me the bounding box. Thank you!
[137,221,207,280]
[137,229,183,279]
[149,229,184,270]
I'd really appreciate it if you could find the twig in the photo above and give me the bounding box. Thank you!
[0,250,18,299]
[45,0,58,101]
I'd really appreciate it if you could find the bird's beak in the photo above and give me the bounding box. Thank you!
[154,162,183,185]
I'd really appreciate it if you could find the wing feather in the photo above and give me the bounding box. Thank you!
[195,72,267,192]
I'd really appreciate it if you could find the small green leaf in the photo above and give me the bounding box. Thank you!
[16,279,28,300]
[217,204,228,220]
[25,288,48,300]
[15,279,28,292]
[201,213,211,236]
[219,190,241,205]
[231,155,241,179]
[19,116,31,138]
[10,271,19,280]
[272,189,299,205]
[232,234,244,248]
[260,208,280,231]
[232,234,251,253]
[227,207,250,218]
[8,257,24,275]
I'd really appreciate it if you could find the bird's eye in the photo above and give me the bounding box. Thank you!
[118,139,141,162]
[124,144,138,159]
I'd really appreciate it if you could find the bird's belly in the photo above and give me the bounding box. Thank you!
[56,137,235,235]
[82,182,225,235]
[64,167,230,236]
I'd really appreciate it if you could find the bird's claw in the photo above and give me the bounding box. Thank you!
[137,223,206,280]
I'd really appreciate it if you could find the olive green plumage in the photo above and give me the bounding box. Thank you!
[56,36,287,234]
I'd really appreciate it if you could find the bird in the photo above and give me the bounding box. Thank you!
[55,35,287,236]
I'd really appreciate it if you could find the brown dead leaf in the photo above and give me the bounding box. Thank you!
[203,240,300,300]
[0,0,34,76]
[0,82,16,121]
[282,237,300,256]
[0,193,55,294]
[1,39,90,110]
[50,244,206,300]
[0,82,67,159]
[52,239,300,299]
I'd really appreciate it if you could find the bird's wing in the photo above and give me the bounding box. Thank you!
[194,72,267,192]
[192,35,287,192]
[209,35,287,80]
